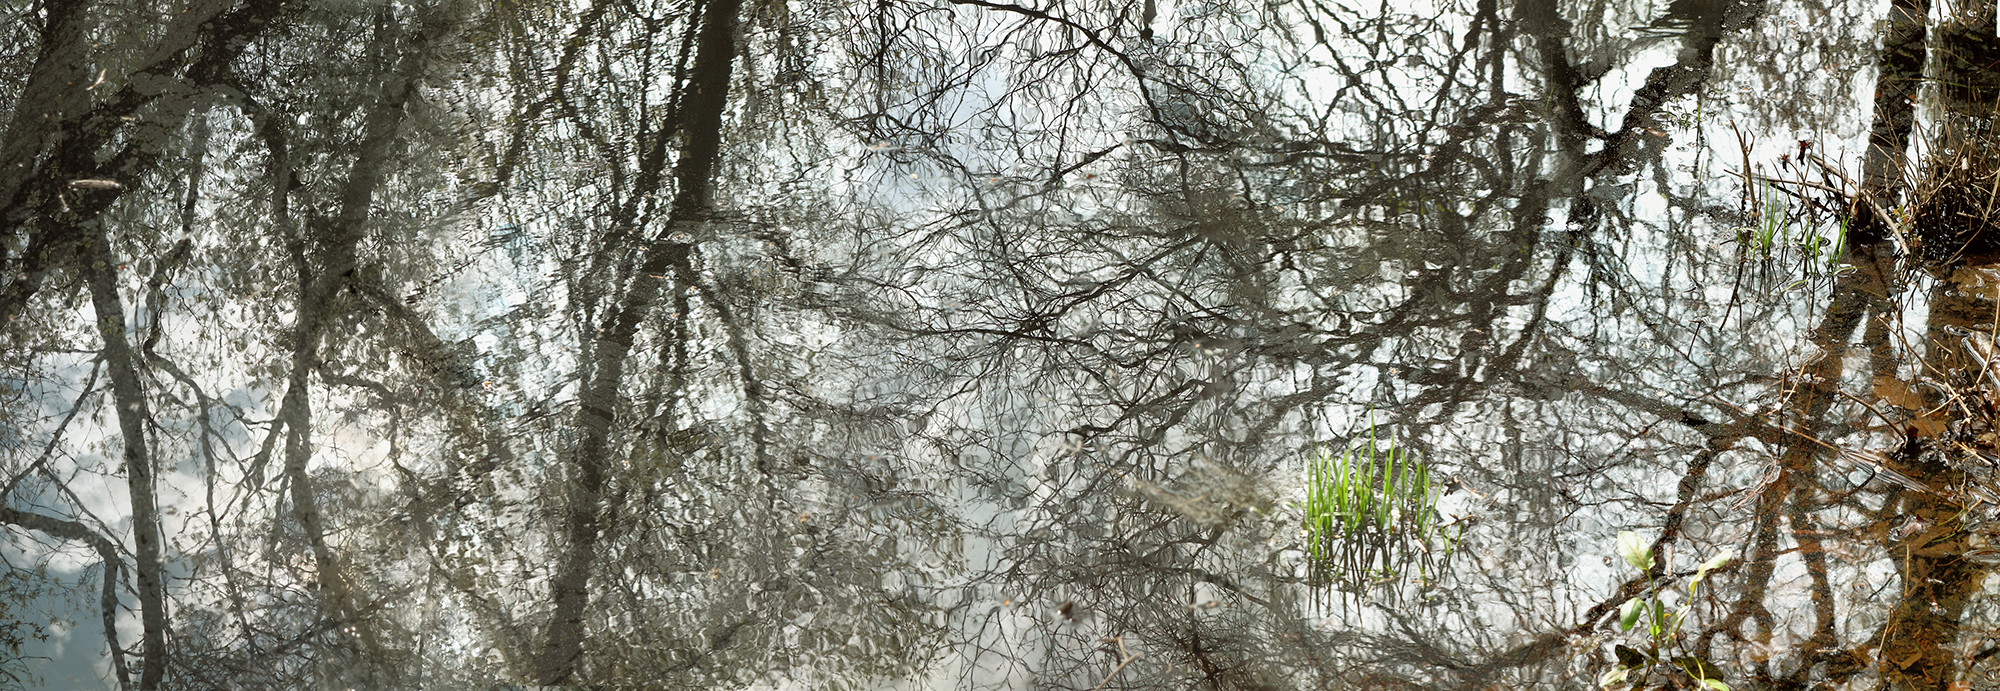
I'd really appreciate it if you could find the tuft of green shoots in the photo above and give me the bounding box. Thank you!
[1300,418,1459,605]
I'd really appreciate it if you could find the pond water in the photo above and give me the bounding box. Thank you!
[3,0,1999,689]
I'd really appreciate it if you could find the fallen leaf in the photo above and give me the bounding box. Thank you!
[1874,376,1926,411]
[1910,416,1950,438]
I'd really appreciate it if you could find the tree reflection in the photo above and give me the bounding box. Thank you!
[5,0,1999,688]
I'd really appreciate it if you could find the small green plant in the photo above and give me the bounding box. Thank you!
[1756,186,1787,257]
[1800,215,1846,276]
[1299,421,1460,603]
[1601,531,1734,691]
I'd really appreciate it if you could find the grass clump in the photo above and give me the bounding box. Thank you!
[1909,129,2000,269]
[1299,422,1461,604]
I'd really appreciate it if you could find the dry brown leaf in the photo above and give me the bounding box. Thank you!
[1910,416,1951,438]
[1874,375,1928,411]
